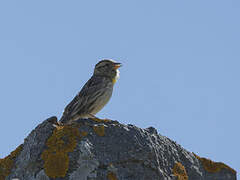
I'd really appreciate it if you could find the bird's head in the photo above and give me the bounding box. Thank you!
[94,59,122,83]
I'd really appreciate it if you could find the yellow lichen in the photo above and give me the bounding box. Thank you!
[80,131,88,137]
[0,144,23,180]
[193,153,236,174]
[93,125,105,136]
[172,162,188,180]
[107,172,118,180]
[41,125,80,178]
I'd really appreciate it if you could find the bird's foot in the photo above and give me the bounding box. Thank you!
[90,117,111,123]
[88,114,115,123]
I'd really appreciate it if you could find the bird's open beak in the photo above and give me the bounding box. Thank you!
[114,63,122,69]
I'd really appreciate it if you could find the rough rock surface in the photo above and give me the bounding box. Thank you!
[2,116,236,180]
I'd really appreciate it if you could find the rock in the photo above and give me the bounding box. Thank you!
[1,117,236,180]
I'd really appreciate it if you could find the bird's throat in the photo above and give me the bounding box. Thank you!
[112,69,120,84]
[112,78,117,84]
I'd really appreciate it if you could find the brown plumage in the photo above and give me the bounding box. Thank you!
[59,59,121,124]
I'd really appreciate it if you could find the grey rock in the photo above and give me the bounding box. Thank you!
[69,140,99,180]
[4,117,236,180]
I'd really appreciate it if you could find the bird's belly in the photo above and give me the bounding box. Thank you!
[90,88,113,115]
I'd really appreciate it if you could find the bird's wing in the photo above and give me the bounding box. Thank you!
[60,76,108,121]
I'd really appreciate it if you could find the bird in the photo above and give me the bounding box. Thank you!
[59,59,122,124]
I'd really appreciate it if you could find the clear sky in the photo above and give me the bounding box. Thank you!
[0,0,239,177]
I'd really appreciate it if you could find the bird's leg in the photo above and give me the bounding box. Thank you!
[89,114,111,123]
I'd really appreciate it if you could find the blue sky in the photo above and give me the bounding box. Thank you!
[0,0,239,177]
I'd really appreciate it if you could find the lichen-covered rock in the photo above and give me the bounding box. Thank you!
[2,117,236,180]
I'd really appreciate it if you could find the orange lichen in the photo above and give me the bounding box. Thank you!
[41,125,80,178]
[0,144,23,180]
[93,125,105,136]
[193,153,236,174]
[172,162,188,180]
[107,172,118,180]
